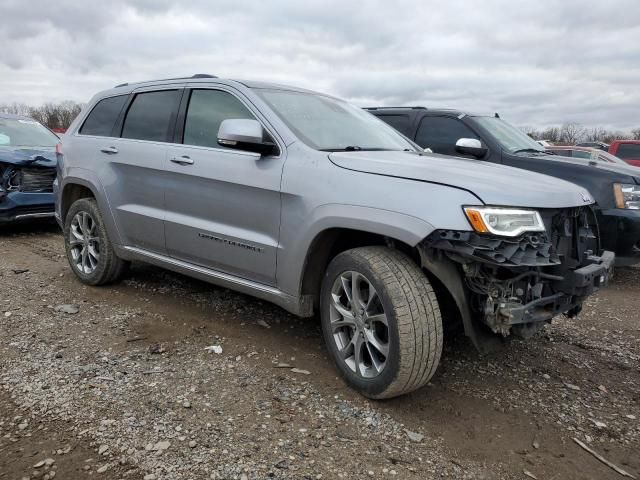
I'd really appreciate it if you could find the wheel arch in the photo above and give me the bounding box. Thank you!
[60,180,97,223]
[291,205,434,316]
[59,174,123,246]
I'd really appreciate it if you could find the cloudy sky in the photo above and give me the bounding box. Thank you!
[1,0,638,130]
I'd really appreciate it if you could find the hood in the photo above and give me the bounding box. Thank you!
[329,150,595,209]
[535,152,640,179]
[0,146,57,168]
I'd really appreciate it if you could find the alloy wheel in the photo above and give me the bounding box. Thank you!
[69,211,101,274]
[329,271,389,378]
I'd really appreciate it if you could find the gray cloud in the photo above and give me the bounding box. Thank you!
[0,0,638,130]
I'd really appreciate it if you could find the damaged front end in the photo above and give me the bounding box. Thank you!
[0,162,56,194]
[419,206,614,342]
[0,156,57,222]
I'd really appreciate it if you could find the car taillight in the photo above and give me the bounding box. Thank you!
[55,142,62,155]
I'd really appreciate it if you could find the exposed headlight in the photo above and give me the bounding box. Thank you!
[614,183,640,210]
[464,207,545,237]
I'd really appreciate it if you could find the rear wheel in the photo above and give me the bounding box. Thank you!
[64,198,128,285]
[320,247,443,399]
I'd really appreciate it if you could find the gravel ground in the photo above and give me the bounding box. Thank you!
[1,223,639,480]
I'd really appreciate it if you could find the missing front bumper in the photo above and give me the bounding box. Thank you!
[422,210,614,339]
[483,250,614,335]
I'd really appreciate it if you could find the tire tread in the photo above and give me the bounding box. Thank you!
[324,246,443,399]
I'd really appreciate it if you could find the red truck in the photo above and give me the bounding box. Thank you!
[609,140,640,167]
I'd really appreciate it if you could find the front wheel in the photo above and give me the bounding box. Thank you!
[320,247,443,399]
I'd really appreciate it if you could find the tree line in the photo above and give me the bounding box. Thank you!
[522,122,640,144]
[0,101,83,130]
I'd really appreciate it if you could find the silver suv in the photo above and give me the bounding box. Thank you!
[55,74,614,399]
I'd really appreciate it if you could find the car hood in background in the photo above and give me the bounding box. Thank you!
[329,150,595,209]
[0,146,57,168]
[535,153,640,180]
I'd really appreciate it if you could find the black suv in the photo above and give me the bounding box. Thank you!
[367,107,640,266]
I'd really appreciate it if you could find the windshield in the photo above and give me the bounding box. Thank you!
[254,89,417,151]
[473,116,545,153]
[0,117,59,147]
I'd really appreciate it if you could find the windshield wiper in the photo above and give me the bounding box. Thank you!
[320,146,395,152]
[512,148,546,155]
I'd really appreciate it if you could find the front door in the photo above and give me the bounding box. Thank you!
[164,87,284,286]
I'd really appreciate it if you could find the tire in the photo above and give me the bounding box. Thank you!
[63,197,128,285]
[320,246,443,399]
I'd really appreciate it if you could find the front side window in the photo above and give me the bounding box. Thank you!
[616,143,640,160]
[254,89,416,152]
[183,89,255,149]
[79,95,128,137]
[415,117,479,156]
[121,90,181,142]
[473,117,545,154]
[0,117,59,147]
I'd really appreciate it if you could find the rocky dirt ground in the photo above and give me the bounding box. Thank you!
[1,223,639,480]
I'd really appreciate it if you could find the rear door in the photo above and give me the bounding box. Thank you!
[164,86,284,285]
[102,87,183,253]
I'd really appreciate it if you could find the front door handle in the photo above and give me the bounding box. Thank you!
[170,155,194,165]
[100,146,118,155]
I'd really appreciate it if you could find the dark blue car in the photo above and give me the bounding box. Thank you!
[0,113,59,223]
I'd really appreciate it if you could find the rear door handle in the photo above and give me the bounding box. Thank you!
[100,146,118,155]
[170,155,194,165]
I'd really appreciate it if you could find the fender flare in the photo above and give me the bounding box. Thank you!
[59,170,123,246]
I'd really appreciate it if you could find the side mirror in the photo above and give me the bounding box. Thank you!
[217,119,277,155]
[455,138,487,159]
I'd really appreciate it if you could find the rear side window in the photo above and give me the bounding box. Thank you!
[121,90,181,142]
[415,116,479,156]
[376,114,412,136]
[79,95,127,137]
[183,89,255,149]
[615,143,640,160]
[572,150,592,160]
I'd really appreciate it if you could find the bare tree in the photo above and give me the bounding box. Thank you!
[585,127,608,142]
[540,126,561,143]
[559,123,585,145]
[27,101,83,129]
[0,102,31,116]
[632,128,640,140]
[521,126,542,140]
[602,130,630,143]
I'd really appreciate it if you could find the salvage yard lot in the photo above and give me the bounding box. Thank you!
[1,223,639,480]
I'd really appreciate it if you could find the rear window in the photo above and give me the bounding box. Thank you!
[79,95,128,137]
[121,90,181,142]
[615,143,640,160]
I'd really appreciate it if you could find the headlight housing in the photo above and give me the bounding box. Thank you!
[464,207,545,237]
[614,183,640,210]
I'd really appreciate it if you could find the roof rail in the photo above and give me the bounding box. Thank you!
[114,73,218,88]
[364,106,427,110]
